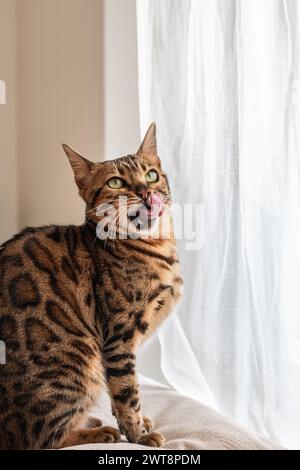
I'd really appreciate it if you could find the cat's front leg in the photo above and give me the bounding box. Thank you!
[111,404,154,434]
[103,346,164,447]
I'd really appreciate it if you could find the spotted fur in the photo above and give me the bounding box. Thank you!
[0,124,183,449]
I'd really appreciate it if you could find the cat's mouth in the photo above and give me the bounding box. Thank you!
[127,208,156,231]
[128,194,164,231]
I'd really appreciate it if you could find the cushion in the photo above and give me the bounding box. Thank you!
[65,376,281,450]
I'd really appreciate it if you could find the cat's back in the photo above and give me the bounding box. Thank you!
[0,225,82,316]
[0,224,102,449]
[0,223,96,351]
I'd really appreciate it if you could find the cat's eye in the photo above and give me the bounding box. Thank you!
[145,170,159,183]
[107,177,124,189]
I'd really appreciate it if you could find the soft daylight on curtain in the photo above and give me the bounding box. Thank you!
[136,0,300,448]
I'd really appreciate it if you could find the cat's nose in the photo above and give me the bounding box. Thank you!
[135,185,151,202]
[139,192,152,209]
[143,196,152,210]
[138,190,151,202]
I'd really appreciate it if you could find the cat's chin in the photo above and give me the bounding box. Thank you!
[95,214,162,241]
[124,216,160,239]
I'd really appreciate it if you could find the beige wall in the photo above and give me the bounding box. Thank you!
[0,0,18,244]
[0,0,163,384]
[18,0,103,229]
[1,0,140,235]
[103,0,140,159]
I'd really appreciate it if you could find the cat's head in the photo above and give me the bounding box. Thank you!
[63,123,172,238]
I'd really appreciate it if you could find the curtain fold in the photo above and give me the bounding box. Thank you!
[137,0,300,448]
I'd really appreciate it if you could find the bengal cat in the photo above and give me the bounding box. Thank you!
[0,124,183,449]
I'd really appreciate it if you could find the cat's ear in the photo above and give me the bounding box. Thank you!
[137,122,157,157]
[62,144,94,189]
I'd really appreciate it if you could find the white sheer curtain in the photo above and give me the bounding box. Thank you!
[136,0,300,448]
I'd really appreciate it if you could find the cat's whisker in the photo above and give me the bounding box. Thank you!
[81,216,91,232]
[88,195,145,218]
[86,207,99,215]
[93,205,125,248]
[86,197,123,215]
[107,216,119,249]
[103,208,125,249]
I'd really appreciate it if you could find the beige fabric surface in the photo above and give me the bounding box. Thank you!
[65,376,281,450]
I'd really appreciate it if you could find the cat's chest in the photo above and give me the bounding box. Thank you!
[142,258,182,332]
[101,244,182,338]
[98,239,183,345]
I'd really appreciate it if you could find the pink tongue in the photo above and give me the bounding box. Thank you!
[142,193,164,219]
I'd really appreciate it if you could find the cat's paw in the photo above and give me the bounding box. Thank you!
[142,416,154,433]
[140,431,165,448]
[113,410,154,444]
[93,426,121,443]
[112,409,153,436]
[87,416,103,428]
